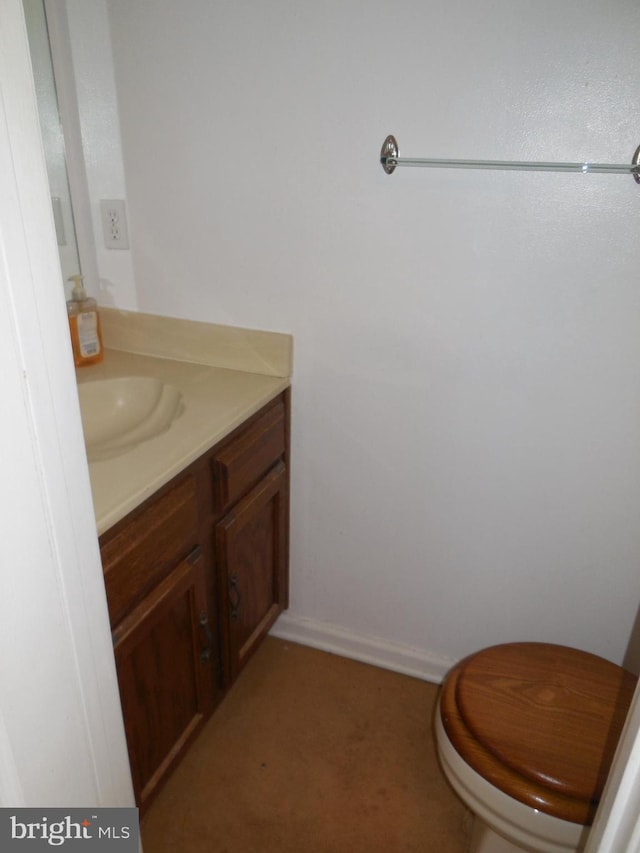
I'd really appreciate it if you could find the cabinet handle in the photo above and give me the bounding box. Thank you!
[229,573,242,621]
[199,611,213,663]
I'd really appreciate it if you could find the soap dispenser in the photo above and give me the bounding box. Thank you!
[66,274,104,366]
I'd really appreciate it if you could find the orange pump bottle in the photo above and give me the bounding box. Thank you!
[67,274,104,366]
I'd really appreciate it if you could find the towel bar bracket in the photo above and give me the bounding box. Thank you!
[381,135,399,174]
[633,143,640,184]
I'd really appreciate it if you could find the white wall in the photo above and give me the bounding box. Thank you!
[77,0,640,674]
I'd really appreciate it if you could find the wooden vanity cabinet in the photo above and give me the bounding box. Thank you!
[99,390,290,812]
[212,399,289,681]
[100,462,219,810]
[111,547,213,805]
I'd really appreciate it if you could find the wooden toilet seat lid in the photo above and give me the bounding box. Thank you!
[441,642,637,824]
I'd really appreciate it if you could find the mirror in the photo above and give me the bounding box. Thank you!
[23,0,81,298]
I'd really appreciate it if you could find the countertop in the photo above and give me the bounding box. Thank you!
[79,310,292,536]
[80,349,289,536]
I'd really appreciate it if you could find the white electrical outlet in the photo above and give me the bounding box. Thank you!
[100,199,130,249]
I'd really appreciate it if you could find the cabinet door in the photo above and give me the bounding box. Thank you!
[216,462,288,681]
[112,547,214,811]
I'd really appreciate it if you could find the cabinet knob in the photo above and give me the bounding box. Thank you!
[199,611,213,663]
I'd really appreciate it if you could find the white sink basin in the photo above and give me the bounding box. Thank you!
[78,376,183,462]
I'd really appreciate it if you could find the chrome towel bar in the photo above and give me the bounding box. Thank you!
[380,135,640,183]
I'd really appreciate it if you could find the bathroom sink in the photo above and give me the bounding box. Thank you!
[77,376,184,462]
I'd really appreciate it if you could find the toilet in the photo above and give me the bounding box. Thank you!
[435,642,637,853]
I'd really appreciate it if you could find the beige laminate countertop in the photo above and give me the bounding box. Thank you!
[79,348,290,537]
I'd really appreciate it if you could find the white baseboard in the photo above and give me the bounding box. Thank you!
[270,612,454,684]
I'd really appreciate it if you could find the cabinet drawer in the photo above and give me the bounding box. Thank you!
[211,399,285,512]
[101,474,199,627]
